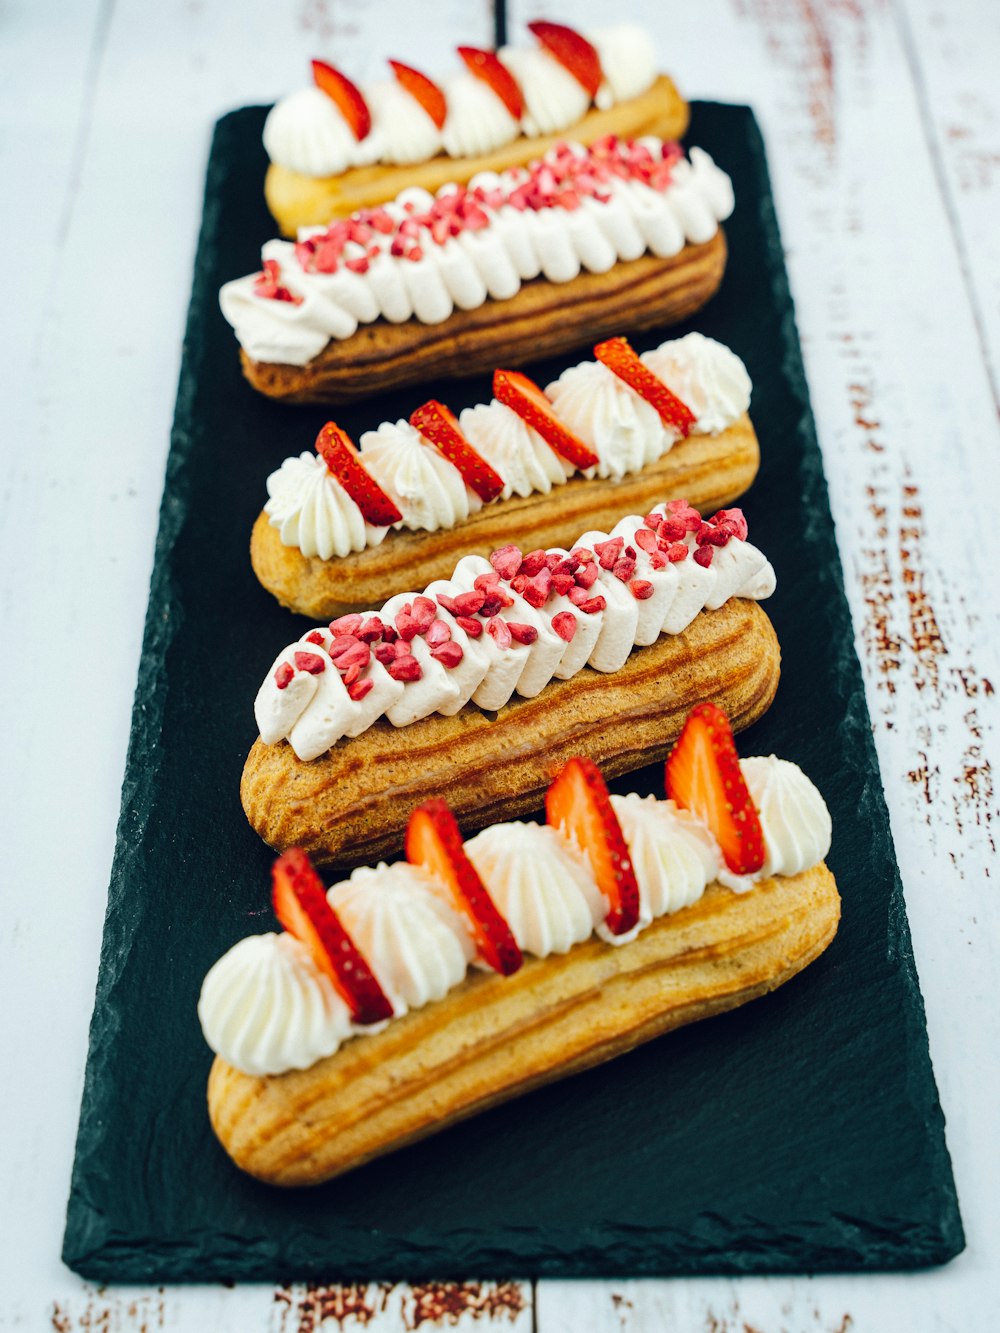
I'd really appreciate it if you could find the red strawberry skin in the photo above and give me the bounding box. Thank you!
[457,46,524,120]
[271,848,393,1025]
[527,21,603,98]
[406,799,523,975]
[315,422,402,527]
[493,369,599,470]
[388,59,448,129]
[311,59,372,140]
[665,703,766,875]
[410,400,505,503]
[545,757,640,936]
[594,336,696,436]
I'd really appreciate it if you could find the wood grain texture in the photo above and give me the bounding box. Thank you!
[241,598,780,864]
[265,74,690,234]
[240,231,728,402]
[251,414,760,616]
[208,864,840,1186]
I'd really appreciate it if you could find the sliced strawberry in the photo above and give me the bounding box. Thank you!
[665,702,766,875]
[311,59,372,140]
[546,757,639,936]
[272,848,393,1025]
[527,21,603,99]
[315,422,402,527]
[493,369,599,470]
[406,799,522,975]
[457,46,524,120]
[594,336,696,437]
[388,59,447,129]
[410,400,505,503]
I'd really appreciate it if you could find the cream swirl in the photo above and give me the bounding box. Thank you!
[220,141,734,367]
[642,332,752,436]
[360,420,480,532]
[198,933,353,1076]
[740,757,833,879]
[459,400,572,498]
[591,25,658,108]
[610,794,718,927]
[465,822,605,956]
[441,71,520,158]
[546,360,673,480]
[263,86,380,178]
[497,46,591,136]
[328,863,473,1009]
[265,452,388,559]
[366,79,443,165]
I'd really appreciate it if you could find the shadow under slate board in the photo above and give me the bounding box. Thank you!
[62,103,963,1283]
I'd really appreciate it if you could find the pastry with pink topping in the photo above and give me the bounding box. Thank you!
[261,22,688,235]
[206,709,839,1185]
[220,135,734,403]
[252,333,758,618]
[240,500,780,865]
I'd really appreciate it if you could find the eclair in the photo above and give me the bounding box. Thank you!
[253,333,759,619]
[220,136,734,404]
[242,501,779,865]
[262,22,688,235]
[205,708,839,1186]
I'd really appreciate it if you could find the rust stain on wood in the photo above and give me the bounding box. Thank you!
[273,1281,392,1331]
[272,1280,527,1331]
[49,1290,166,1332]
[404,1282,526,1328]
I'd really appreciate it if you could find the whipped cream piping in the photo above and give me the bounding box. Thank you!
[253,501,776,762]
[200,756,831,1075]
[219,138,734,366]
[264,25,658,177]
[264,333,750,553]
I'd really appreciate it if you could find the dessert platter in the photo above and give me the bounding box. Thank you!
[62,61,962,1280]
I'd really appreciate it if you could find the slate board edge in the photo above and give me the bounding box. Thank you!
[60,103,964,1282]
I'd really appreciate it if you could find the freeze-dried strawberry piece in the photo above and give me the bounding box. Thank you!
[388,59,448,129]
[579,595,606,614]
[410,400,505,503]
[394,609,419,641]
[551,611,578,642]
[388,654,423,682]
[493,370,599,470]
[486,616,513,649]
[430,641,464,668]
[490,543,523,580]
[304,630,325,646]
[272,848,392,1025]
[456,615,484,638]
[410,595,438,633]
[664,499,703,531]
[711,507,749,541]
[666,703,765,875]
[594,537,623,570]
[311,59,372,140]
[342,663,362,687]
[630,579,654,600]
[594,336,696,436]
[575,562,600,590]
[315,422,403,527]
[457,45,524,119]
[666,542,689,562]
[546,757,639,936]
[522,569,552,608]
[347,677,375,702]
[331,641,370,671]
[527,21,603,99]
[474,569,501,589]
[254,258,302,304]
[329,613,363,636]
[374,642,396,666]
[694,546,714,568]
[426,619,452,647]
[293,651,327,674]
[357,616,386,643]
[452,589,487,616]
[551,572,575,596]
[519,549,549,577]
[506,621,539,645]
[612,556,637,582]
[274,661,295,690]
[633,527,658,553]
[407,799,522,975]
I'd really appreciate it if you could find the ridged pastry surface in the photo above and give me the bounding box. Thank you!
[240,232,727,403]
[265,74,690,235]
[250,415,760,618]
[207,862,839,1186]
[240,598,780,865]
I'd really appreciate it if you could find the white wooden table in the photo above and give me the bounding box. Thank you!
[2,0,998,1328]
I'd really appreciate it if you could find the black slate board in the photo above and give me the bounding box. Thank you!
[62,103,964,1282]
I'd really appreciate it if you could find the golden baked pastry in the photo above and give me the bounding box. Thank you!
[242,598,781,866]
[207,865,839,1187]
[266,74,689,236]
